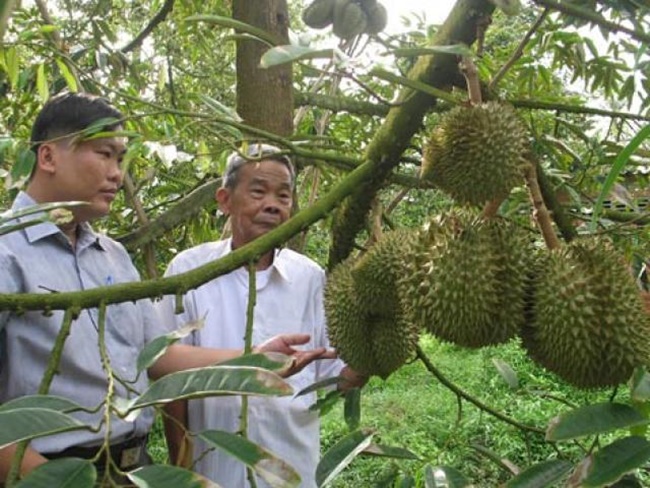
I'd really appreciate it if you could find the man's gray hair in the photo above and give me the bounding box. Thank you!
[223,143,295,189]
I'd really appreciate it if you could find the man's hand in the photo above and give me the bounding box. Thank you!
[254,333,337,378]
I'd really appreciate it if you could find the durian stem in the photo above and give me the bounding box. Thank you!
[460,56,482,105]
[522,162,561,250]
[416,345,545,434]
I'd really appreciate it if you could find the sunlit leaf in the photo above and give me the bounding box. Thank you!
[219,351,293,372]
[137,319,205,372]
[423,465,470,488]
[582,436,650,487]
[546,403,647,441]
[0,395,85,413]
[184,15,278,46]
[128,465,220,488]
[198,94,242,122]
[55,58,78,92]
[630,367,650,402]
[0,408,88,449]
[504,459,572,487]
[36,63,48,102]
[492,358,519,389]
[260,45,333,69]
[199,430,300,488]
[16,458,96,488]
[316,429,373,487]
[126,366,292,411]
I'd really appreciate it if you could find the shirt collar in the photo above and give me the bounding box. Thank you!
[12,191,105,250]
[223,237,291,282]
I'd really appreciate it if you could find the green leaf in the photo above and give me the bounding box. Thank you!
[308,389,341,416]
[316,429,373,487]
[389,44,473,58]
[362,444,419,460]
[137,319,204,372]
[36,63,48,102]
[199,430,301,488]
[590,124,650,231]
[55,58,78,92]
[0,201,87,224]
[0,408,87,449]
[344,388,361,431]
[10,146,35,183]
[184,15,279,46]
[423,465,470,488]
[492,358,519,389]
[16,458,96,488]
[630,367,650,402]
[582,437,650,487]
[295,376,341,397]
[128,465,219,488]
[504,459,572,487]
[6,46,19,88]
[260,45,333,69]
[198,94,242,122]
[0,395,84,413]
[219,351,293,372]
[546,403,648,441]
[126,365,292,411]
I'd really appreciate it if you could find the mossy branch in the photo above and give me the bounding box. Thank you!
[0,163,375,312]
[523,161,561,250]
[243,261,257,488]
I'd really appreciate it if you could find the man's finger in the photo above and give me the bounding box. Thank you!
[281,333,311,346]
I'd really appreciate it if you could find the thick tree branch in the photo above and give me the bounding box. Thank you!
[511,99,650,122]
[531,0,650,44]
[119,0,175,54]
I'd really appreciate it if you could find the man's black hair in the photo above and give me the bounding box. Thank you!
[30,92,123,153]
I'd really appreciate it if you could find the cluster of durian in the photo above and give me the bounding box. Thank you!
[325,229,420,379]
[523,238,650,388]
[302,0,388,40]
[401,210,531,348]
[421,102,528,207]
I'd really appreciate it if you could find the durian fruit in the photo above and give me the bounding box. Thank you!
[352,229,417,317]
[302,0,336,29]
[332,0,367,40]
[421,102,528,207]
[368,312,419,379]
[325,259,377,376]
[522,238,650,389]
[401,210,530,348]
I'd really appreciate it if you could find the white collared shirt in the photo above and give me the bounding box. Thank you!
[159,239,343,487]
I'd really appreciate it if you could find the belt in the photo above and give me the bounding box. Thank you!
[42,435,148,470]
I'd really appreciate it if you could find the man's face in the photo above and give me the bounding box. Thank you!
[39,132,126,222]
[217,159,293,248]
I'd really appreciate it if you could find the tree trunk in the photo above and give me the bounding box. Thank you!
[232,0,293,136]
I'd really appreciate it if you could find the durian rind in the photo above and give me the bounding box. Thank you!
[523,238,650,388]
[421,102,528,206]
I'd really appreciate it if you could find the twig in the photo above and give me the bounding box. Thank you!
[523,161,561,250]
[416,345,545,434]
[489,8,550,92]
[242,261,258,488]
[119,0,175,54]
[122,174,158,279]
[460,56,482,105]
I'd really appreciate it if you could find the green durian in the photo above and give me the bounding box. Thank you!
[522,238,650,388]
[421,102,528,206]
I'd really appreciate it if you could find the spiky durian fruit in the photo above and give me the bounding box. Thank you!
[325,260,377,376]
[401,210,530,348]
[368,312,419,379]
[352,229,418,317]
[421,102,528,206]
[522,238,650,389]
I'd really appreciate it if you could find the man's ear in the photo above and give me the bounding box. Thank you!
[36,143,57,175]
[216,187,231,215]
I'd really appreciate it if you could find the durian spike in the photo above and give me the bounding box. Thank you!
[459,56,482,105]
[522,161,560,250]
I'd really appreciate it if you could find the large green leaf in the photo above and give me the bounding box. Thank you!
[423,465,470,488]
[316,429,374,487]
[389,44,473,58]
[343,388,361,431]
[492,358,519,389]
[260,45,334,69]
[504,460,572,487]
[16,458,96,488]
[219,351,293,372]
[198,430,300,488]
[0,395,84,413]
[128,465,220,488]
[0,408,87,448]
[589,124,650,231]
[126,365,292,411]
[546,403,648,441]
[582,436,650,487]
[137,319,204,372]
[362,444,419,460]
[184,15,278,46]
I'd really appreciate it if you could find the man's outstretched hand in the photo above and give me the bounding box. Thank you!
[254,333,337,378]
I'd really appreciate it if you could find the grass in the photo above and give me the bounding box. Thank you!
[148,334,646,486]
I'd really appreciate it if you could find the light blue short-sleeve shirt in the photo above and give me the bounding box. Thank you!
[0,192,158,453]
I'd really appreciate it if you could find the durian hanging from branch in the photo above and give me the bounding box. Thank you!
[302,0,388,40]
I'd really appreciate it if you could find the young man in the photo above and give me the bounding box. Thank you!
[160,144,366,487]
[0,94,329,485]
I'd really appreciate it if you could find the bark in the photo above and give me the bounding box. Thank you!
[232,0,293,136]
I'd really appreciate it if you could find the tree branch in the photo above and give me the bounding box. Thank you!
[119,0,175,54]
